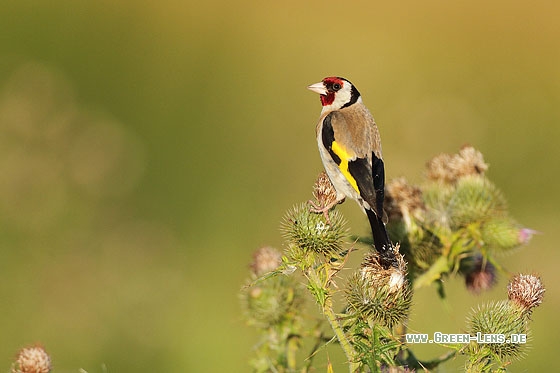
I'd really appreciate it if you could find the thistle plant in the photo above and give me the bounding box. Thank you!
[241,146,545,372]
[465,274,544,371]
[385,146,537,291]
[240,246,305,372]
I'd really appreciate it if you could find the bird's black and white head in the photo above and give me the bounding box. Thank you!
[307,76,362,113]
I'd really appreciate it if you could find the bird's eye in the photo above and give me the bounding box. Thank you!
[333,83,341,91]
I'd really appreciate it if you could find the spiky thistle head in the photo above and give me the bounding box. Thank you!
[346,244,412,328]
[507,274,545,315]
[242,277,301,329]
[281,203,348,258]
[481,218,536,253]
[422,178,457,225]
[12,346,51,373]
[467,300,528,360]
[448,175,507,228]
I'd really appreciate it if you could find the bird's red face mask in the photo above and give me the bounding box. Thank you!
[308,77,345,107]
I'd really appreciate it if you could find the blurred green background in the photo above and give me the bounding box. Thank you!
[1,0,558,371]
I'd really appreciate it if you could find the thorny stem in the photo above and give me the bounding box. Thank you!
[305,262,359,372]
[323,298,360,372]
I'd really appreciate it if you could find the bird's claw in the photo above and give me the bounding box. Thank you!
[307,201,332,225]
[307,198,344,225]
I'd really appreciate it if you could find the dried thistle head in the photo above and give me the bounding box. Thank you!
[463,254,497,294]
[346,244,411,328]
[361,244,408,291]
[311,171,338,210]
[12,346,51,373]
[426,146,488,184]
[507,274,545,314]
[385,177,424,222]
[451,146,488,179]
[426,152,455,183]
[250,246,282,277]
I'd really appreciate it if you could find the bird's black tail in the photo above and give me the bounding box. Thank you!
[365,208,391,253]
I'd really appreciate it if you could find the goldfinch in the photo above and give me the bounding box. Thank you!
[307,76,391,253]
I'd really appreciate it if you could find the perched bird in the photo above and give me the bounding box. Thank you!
[307,76,391,253]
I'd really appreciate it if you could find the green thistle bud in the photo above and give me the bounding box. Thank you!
[448,175,507,228]
[346,245,412,328]
[481,218,531,253]
[467,300,527,359]
[422,182,454,228]
[242,275,301,329]
[281,203,348,257]
[507,274,545,315]
[242,247,303,329]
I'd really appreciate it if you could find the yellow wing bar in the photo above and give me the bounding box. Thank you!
[331,141,360,193]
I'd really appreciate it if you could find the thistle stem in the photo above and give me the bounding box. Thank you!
[304,265,360,372]
[322,298,360,372]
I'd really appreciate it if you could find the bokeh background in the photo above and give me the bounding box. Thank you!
[1,1,559,371]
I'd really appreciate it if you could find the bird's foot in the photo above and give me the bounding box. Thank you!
[307,198,345,225]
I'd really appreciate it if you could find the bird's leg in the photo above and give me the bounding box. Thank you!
[307,197,345,225]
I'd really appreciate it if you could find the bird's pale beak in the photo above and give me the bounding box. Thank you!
[307,82,327,95]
